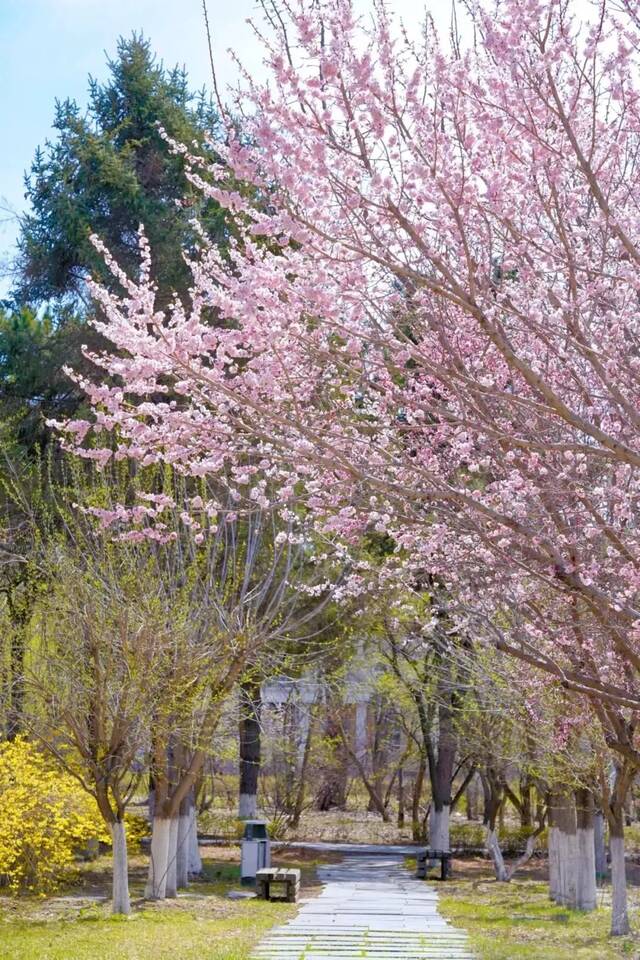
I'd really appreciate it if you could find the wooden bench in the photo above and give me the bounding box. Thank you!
[256,867,301,903]
[416,849,452,881]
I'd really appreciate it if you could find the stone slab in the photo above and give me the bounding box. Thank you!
[251,854,474,960]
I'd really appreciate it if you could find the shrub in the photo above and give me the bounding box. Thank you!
[122,811,151,852]
[449,820,547,856]
[449,821,486,850]
[0,737,106,893]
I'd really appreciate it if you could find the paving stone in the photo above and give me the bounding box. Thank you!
[251,855,474,960]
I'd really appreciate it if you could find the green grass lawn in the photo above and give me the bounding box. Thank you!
[0,904,292,960]
[0,850,303,960]
[439,864,639,960]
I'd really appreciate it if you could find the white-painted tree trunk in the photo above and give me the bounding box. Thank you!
[558,827,579,908]
[555,794,578,909]
[429,804,450,852]
[548,824,560,902]
[110,820,131,915]
[165,816,179,898]
[145,816,171,899]
[576,825,597,911]
[239,792,258,819]
[557,828,567,904]
[610,834,630,936]
[187,800,202,876]
[176,811,189,889]
[486,827,509,882]
[594,811,607,882]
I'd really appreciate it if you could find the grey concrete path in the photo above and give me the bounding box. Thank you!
[252,855,474,960]
[273,841,422,856]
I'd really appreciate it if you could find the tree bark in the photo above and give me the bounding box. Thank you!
[429,803,450,852]
[165,816,179,898]
[176,795,190,889]
[609,810,630,936]
[316,710,348,811]
[397,766,405,829]
[601,760,633,936]
[238,680,261,819]
[555,792,578,909]
[481,768,506,881]
[506,820,547,881]
[426,695,456,853]
[548,793,561,902]
[466,772,480,821]
[486,827,509,881]
[594,809,607,882]
[575,788,597,911]
[145,817,171,899]
[519,775,534,828]
[110,820,131,916]
[7,628,26,740]
[412,756,426,841]
[290,707,315,829]
[187,793,203,876]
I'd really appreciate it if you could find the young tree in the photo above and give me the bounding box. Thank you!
[26,533,182,915]
[142,505,346,899]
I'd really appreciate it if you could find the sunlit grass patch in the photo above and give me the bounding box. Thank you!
[439,869,638,960]
[0,852,298,960]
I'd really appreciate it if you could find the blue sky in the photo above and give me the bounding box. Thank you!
[0,0,268,294]
[0,0,458,297]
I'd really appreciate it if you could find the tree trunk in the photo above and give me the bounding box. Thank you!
[481,768,506,881]
[238,680,261,820]
[412,757,426,841]
[187,793,202,876]
[466,773,479,821]
[429,803,450,852]
[548,793,561,902]
[519,775,534,828]
[555,792,578,909]
[575,788,596,911]
[290,707,315,829]
[110,820,131,915]
[506,822,547,881]
[609,810,630,936]
[426,695,456,853]
[145,817,171,899]
[397,766,405,829]
[486,826,508,881]
[176,795,190,889]
[594,809,607,883]
[367,702,393,813]
[6,628,26,740]
[165,817,179,898]
[316,710,348,811]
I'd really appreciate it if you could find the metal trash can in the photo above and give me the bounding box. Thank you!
[240,819,271,885]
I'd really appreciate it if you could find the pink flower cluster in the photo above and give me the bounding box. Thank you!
[60,0,640,728]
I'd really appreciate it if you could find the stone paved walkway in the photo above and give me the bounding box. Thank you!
[252,855,474,960]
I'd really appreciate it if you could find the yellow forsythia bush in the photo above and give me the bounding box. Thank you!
[122,812,151,852]
[0,737,106,893]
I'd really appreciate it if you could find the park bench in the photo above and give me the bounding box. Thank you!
[256,867,301,902]
[415,849,452,881]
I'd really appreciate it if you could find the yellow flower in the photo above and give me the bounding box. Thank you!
[0,738,105,894]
